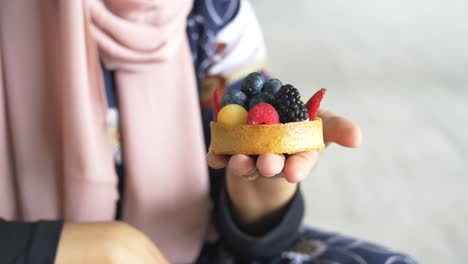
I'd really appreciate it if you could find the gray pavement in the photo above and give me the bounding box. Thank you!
[252,0,468,263]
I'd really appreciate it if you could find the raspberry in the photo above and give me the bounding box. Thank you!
[241,72,264,97]
[217,104,248,126]
[305,88,327,120]
[247,103,280,125]
[272,84,309,123]
[248,92,274,109]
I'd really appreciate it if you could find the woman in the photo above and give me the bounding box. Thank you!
[0,0,416,263]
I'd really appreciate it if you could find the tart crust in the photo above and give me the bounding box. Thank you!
[209,118,325,155]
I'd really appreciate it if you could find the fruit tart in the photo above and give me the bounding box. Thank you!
[209,72,327,155]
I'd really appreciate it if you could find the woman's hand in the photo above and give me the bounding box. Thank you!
[55,221,168,264]
[207,110,362,234]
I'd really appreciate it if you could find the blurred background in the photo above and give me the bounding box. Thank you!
[251,0,468,263]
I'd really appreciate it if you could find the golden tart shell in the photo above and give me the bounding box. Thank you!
[209,118,325,155]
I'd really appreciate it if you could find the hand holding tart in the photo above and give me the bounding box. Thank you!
[209,73,327,155]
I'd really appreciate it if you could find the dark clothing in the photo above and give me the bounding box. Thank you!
[0,220,63,264]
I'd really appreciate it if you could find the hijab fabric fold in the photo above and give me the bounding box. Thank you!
[0,0,209,262]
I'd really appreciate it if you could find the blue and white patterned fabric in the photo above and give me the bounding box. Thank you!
[197,226,418,264]
[282,227,418,264]
[187,0,241,82]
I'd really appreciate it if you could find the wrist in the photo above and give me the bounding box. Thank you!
[226,171,298,234]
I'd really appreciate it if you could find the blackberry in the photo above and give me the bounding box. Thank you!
[240,72,264,97]
[272,84,309,123]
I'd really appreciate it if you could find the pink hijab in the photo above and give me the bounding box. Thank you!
[0,0,209,262]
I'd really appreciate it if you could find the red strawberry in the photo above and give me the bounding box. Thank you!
[305,88,327,120]
[212,87,224,121]
[247,103,280,125]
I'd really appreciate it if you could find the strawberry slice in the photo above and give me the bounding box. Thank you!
[212,87,224,121]
[305,88,327,120]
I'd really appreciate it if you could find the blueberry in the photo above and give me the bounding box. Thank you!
[262,78,282,95]
[248,92,274,109]
[221,89,248,108]
[240,72,264,97]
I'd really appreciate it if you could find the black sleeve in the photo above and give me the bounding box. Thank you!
[212,168,304,260]
[0,219,64,264]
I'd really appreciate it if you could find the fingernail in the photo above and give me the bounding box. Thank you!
[234,168,257,178]
[240,169,260,180]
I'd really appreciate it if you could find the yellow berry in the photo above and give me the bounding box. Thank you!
[217,104,248,126]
